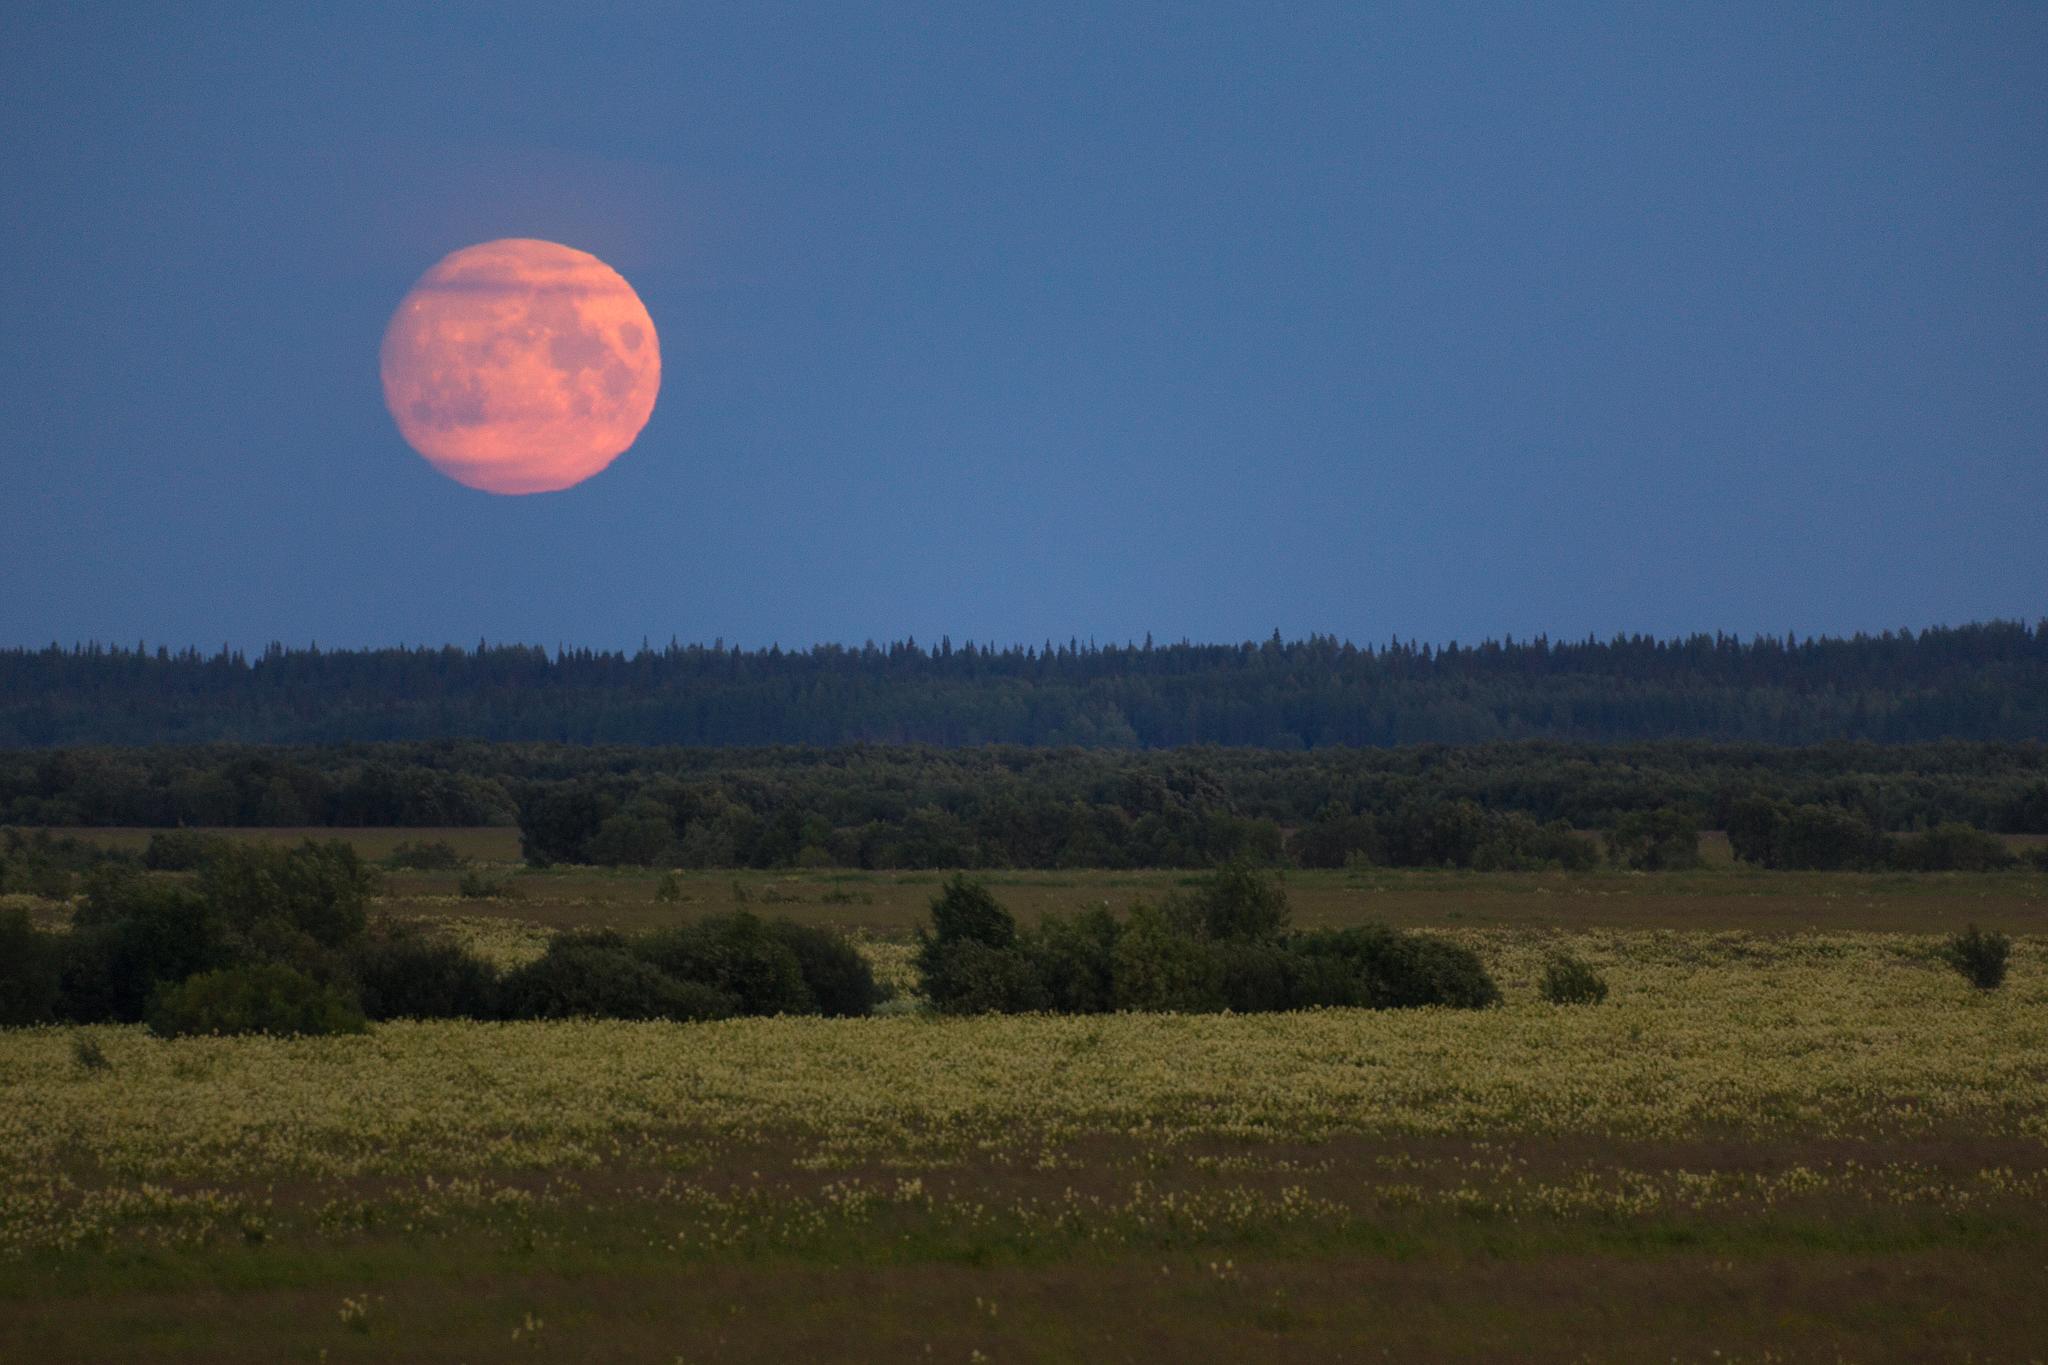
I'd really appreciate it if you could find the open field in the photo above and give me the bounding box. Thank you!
[6,833,2048,1359]
[25,825,2048,937]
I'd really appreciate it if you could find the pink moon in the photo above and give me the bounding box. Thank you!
[380,239,661,495]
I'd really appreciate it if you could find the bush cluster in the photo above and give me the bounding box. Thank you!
[384,839,469,871]
[0,827,138,899]
[913,866,1500,1016]
[1728,798,2022,872]
[0,839,883,1035]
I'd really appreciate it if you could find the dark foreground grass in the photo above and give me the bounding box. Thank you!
[6,1127,2048,1362]
[4,1199,2044,1363]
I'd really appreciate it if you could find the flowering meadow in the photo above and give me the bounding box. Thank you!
[4,885,2047,1360]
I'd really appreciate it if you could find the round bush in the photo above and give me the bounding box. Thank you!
[634,914,814,1016]
[769,919,883,1017]
[350,931,500,1020]
[1539,953,1609,1006]
[499,939,734,1021]
[922,939,1047,1015]
[147,964,368,1038]
[0,907,63,1027]
[1942,924,2011,990]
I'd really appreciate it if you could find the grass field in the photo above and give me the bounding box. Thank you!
[6,829,2048,1360]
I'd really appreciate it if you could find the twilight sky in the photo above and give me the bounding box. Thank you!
[2,2,2042,652]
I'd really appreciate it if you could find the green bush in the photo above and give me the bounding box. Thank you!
[767,919,883,1017]
[921,938,1047,1015]
[1111,903,1226,1012]
[585,803,677,868]
[0,828,137,895]
[1608,808,1703,871]
[457,870,518,900]
[1539,953,1609,1005]
[1941,924,2011,990]
[1776,804,1883,871]
[914,876,1022,1005]
[61,880,228,1023]
[1176,859,1290,941]
[143,830,229,871]
[147,963,368,1038]
[1295,927,1501,1010]
[1214,940,1309,1013]
[1725,795,1789,867]
[350,928,500,1020]
[384,840,468,871]
[1021,908,1121,1014]
[198,840,377,948]
[1889,824,2015,872]
[635,913,815,1016]
[922,875,1017,950]
[499,935,733,1021]
[0,907,63,1026]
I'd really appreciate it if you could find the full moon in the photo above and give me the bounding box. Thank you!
[380,238,660,495]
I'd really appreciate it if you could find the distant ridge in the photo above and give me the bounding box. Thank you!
[3,620,2045,748]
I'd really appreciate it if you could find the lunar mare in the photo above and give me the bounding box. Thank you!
[380,239,660,494]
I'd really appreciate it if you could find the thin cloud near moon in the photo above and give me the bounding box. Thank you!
[380,238,660,495]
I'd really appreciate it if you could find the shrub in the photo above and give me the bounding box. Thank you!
[199,840,377,947]
[1295,927,1501,1010]
[1178,859,1291,941]
[0,828,137,895]
[921,938,1047,1015]
[0,907,63,1026]
[143,830,229,871]
[1941,924,2011,990]
[1725,796,1788,867]
[1776,804,1883,871]
[518,784,612,868]
[1608,809,1703,871]
[635,913,816,1016]
[914,876,1021,1001]
[1291,808,1380,870]
[147,964,368,1038]
[923,875,1016,950]
[1472,815,1600,872]
[1214,940,1310,1013]
[60,880,228,1023]
[654,871,683,903]
[457,870,518,900]
[1539,953,1609,1005]
[585,803,676,867]
[350,928,500,1020]
[1111,903,1225,1013]
[384,840,468,871]
[1889,824,2015,873]
[499,935,733,1021]
[767,919,882,1017]
[1022,908,1121,1014]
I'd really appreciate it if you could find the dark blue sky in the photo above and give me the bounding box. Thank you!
[3,3,2042,652]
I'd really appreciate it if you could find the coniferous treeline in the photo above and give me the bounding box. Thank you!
[4,620,2047,747]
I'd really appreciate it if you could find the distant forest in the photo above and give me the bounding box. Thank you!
[6,741,2047,873]
[3,620,2047,748]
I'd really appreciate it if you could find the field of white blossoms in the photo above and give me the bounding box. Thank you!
[4,916,2046,1361]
